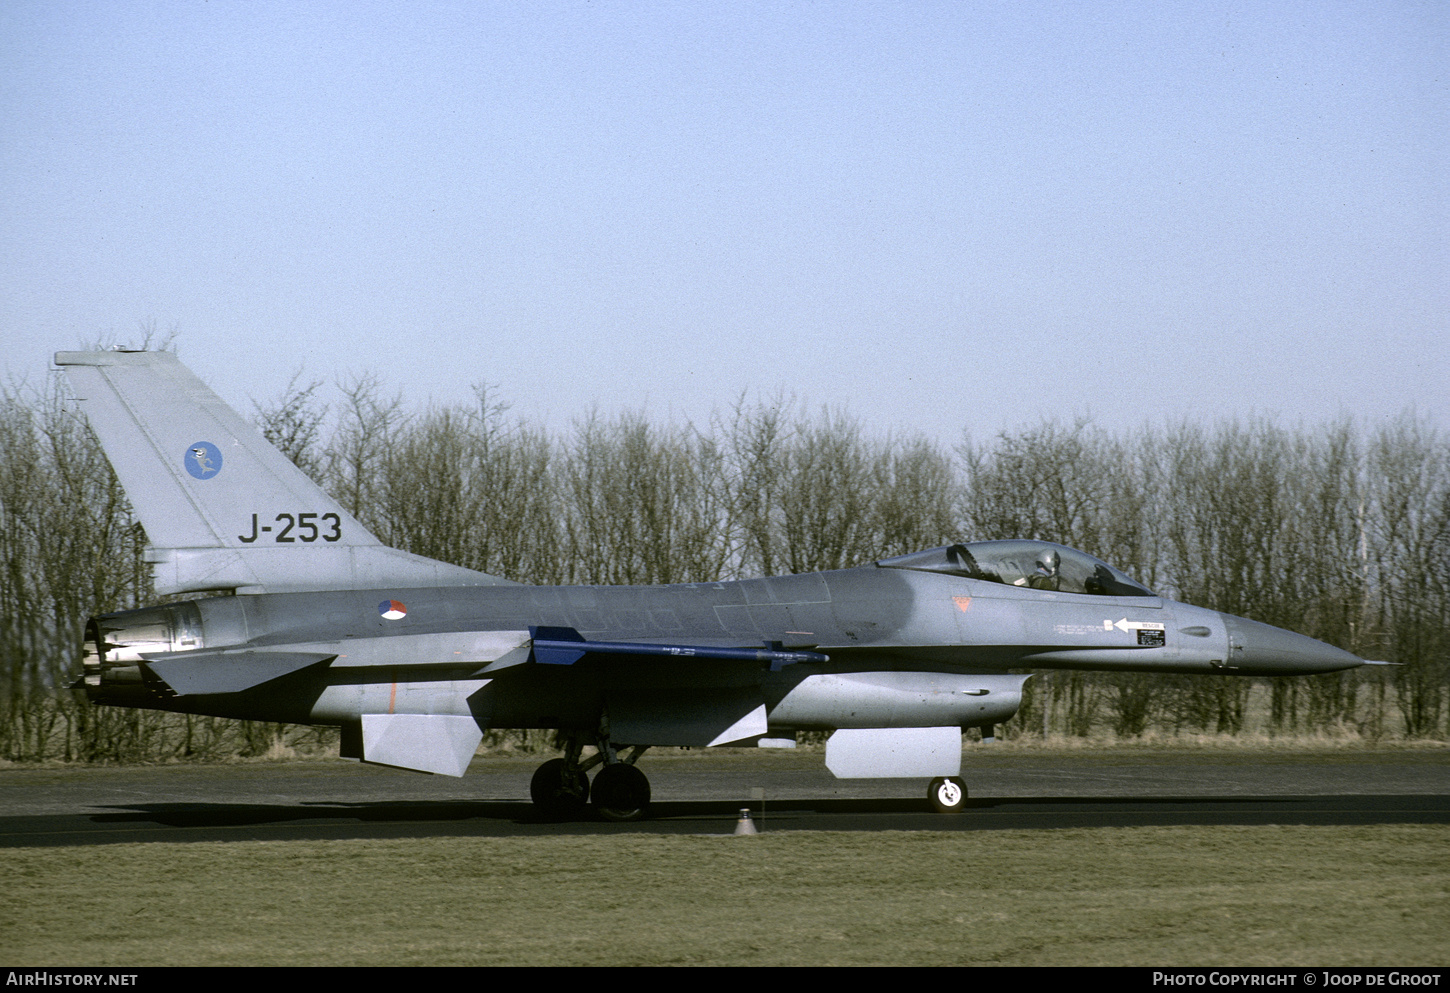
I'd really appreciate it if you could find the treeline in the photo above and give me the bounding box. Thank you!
[1,368,1445,762]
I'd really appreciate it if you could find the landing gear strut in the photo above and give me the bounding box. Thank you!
[928,776,968,813]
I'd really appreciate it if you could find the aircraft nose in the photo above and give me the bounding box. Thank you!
[1218,613,1364,674]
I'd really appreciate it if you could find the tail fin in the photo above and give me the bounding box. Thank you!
[56,350,517,595]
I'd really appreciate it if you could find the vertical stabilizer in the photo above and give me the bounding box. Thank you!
[56,350,516,594]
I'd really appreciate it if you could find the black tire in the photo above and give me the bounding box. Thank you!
[530,758,589,820]
[928,776,968,813]
[591,763,651,822]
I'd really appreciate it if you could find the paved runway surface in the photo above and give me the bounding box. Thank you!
[2,750,1446,845]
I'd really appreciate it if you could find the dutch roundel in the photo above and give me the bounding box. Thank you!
[378,600,407,620]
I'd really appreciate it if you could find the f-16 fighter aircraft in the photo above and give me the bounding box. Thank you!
[57,350,1368,820]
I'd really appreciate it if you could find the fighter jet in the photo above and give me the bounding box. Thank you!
[57,350,1368,820]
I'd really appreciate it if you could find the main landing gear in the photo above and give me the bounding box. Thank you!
[530,757,590,820]
[530,734,652,822]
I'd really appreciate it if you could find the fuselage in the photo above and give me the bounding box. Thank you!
[81,560,1363,734]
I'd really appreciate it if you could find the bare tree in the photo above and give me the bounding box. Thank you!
[326,372,406,536]
[254,370,328,481]
[561,411,729,585]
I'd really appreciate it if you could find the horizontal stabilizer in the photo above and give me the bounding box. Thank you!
[139,651,334,696]
[529,626,828,669]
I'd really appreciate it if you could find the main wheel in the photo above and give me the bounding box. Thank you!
[591,763,651,822]
[531,758,590,820]
[928,776,968,813]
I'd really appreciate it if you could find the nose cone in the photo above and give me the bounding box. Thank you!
[1219,613,1364,674]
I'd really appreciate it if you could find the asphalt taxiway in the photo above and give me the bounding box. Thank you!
[2,749,1445,846]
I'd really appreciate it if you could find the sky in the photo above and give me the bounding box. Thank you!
[2,1,1445,446]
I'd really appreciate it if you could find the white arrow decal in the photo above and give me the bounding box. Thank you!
[1106,618,1166,633]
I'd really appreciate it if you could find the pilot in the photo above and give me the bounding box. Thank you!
[1029,547,1060,591]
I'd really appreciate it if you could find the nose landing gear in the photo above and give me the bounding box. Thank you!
[928,776,968,813]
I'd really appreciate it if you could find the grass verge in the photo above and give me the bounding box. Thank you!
[3,825,1446,966]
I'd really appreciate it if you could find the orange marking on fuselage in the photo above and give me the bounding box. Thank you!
[389,680,397,715]
[953,596,972,612]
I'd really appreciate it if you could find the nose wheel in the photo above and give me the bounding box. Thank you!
[928,776,968,813]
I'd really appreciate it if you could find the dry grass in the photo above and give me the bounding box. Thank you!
[3,825,1446,966]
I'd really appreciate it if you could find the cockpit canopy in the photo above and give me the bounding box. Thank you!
[877,540,1155,597]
